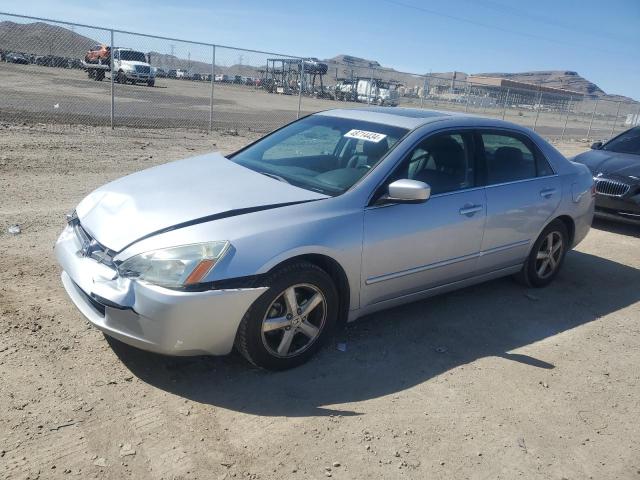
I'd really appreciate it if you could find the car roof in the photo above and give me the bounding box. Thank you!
[316,107,519,131]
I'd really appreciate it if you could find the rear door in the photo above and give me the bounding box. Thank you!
[476,129,560,273]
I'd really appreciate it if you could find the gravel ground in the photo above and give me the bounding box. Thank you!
[1,123,639,480]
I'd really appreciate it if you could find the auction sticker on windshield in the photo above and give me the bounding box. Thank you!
[344,129,387,143]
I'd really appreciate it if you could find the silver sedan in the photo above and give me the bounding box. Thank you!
[55,108,595,369]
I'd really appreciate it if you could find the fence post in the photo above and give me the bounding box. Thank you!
[464,82,471,112]
[560,95,573,141]
[501,88,510,120]
[209,45,215,133]
[533,90,543,132]
[420,76,426,109]
[297,59,304,119]
[110,29,114,130]
[367,67,373,105]
[610,101,622,137]
[586,99,599,140]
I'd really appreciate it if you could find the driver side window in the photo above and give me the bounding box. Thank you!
[390,131,476,195]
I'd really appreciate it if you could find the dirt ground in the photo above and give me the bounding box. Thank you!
[1,123,639,480]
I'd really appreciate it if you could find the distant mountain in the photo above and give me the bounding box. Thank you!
[0,20,95,57]
[325,55,636,103]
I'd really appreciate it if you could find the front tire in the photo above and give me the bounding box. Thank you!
[516,219,569,288]
[236,262,338,370]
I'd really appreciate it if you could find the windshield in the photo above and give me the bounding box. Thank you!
[119,50,147,62]
[603,127,640,155]
[229,115,408,195]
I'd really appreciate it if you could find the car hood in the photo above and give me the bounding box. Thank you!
[573,150,640,178]
[76,153,328,252]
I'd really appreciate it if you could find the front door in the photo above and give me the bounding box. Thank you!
[361,130,486,306]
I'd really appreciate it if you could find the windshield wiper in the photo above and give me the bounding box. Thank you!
[259,172,290,184]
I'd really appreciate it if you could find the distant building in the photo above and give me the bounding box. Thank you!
[466,76,583,97]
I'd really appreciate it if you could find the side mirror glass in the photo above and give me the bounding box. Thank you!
[591,141,603,150]
[384,179,431,204]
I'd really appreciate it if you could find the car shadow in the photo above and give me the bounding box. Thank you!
[109,250,640,417]
[592,218,640,238]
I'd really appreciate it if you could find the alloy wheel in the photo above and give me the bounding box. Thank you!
[261,283,327,358]
[535,231,564,279]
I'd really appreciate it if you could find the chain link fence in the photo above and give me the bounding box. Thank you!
[1,11,638,142]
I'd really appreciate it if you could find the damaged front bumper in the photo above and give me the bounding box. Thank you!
[54,224,267,356]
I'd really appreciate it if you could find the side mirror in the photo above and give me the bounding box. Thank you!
[381,179,431,204]
[591,141,603,150]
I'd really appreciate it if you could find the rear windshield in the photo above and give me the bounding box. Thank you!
[229,115,408,196]
[603,127,640,155]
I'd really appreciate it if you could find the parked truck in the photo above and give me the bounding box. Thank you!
[356,78,399,106]
[83,46,155,86]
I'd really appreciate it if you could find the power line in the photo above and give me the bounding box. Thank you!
[462,0,636,45]
[380,0,622,55]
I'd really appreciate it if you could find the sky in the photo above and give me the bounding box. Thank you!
[2,0,640,99]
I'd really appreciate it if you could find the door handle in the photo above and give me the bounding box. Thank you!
[459,204,483,216]
[540,188,557,199]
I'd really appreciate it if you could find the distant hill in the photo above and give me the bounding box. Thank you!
[0,20,95,57]
[0,22,635,103]
[325,55,636,103]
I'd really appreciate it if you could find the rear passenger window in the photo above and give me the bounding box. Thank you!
[481,133,536,185]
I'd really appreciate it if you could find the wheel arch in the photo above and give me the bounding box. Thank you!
[527,214,576,257]
[554,214,576,246]
[265,253,351,327]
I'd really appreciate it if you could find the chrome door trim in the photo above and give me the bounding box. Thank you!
[365,251,480,285]
[478,239,531,257]
[484,174,559,190]
[364,185,487,210]
[364,239,530,286]
[358,264,523,317]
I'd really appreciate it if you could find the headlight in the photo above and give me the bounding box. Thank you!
[117,241,229,288]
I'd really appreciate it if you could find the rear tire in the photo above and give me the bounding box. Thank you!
[235,262,338,370]
[147,80,155,87]
[117,70,127,84]
[515,219,569,288]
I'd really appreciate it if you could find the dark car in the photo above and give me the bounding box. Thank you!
[573,126,640,225]
[6,52,29,64]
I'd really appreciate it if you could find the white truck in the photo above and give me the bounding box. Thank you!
[112,49,154,86]
[83,47,155,87]
[356,78,399,106]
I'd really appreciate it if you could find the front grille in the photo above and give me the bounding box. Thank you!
[69,218,115,267]
[594,178,630,197]
[134,65,150,74]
